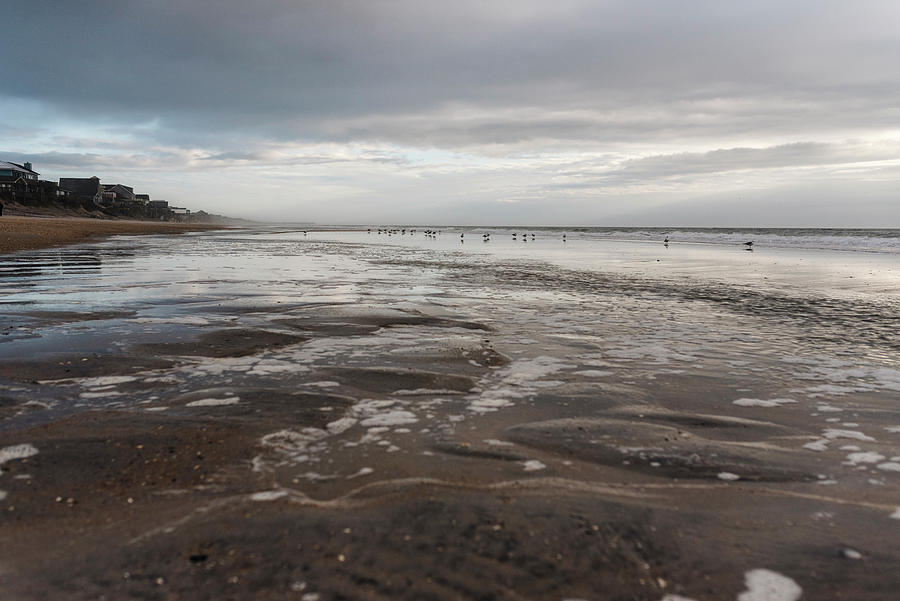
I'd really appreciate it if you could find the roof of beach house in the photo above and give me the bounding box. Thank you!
[0,161,39,175]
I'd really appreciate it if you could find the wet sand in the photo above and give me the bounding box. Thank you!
[0,215,226,255]
[1,229,898,600]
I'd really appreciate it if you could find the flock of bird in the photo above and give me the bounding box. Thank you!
[364,229,755,249]
[369,229,565,242]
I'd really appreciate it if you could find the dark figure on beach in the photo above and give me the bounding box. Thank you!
[0,200,4,216]
[743,241,753,248]
[664,237,669,244]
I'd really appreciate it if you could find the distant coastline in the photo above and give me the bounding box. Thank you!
[1,159,243,225]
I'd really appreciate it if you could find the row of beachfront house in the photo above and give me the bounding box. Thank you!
[0,160,195,221]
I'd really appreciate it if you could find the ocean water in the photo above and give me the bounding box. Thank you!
[366,225,900,252]
[1,225,899,598]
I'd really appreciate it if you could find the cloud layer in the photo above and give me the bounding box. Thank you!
[2,1,899,224]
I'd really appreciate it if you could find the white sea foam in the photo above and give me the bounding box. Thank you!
[306,381,341,388]
[0,490,6,501]
[394,388,465,395]
[717,472,741,481]
[733,398,796,408]
[248,360,298,375]
[573,370,612,377]
[890,508,900,519]
[803,439,829,452]
[186,397,240,407]
[737,569,802,601]
[347,467,373,479]
[468,356,574,413]
[250,490,288,501]
[0,444,39,466]
[843,452,885,465]
[469,397,515,413]
[359,410,418,427]
[326,418,357,435]
[260,428,330,464]
[76,376,138,387]
[876,462,900,472]
[823,429,875,442]
[523,460,546,471]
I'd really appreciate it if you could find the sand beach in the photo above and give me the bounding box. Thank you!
[0,226,898,600]
[0,215,226,255]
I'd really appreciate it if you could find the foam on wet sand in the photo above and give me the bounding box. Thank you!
[1,226,898,600]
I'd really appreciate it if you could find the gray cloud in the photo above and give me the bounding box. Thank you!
[6,1,900,144]
[2,1,899,224]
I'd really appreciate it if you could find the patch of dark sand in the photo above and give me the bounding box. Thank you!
[0,395,48,419]
[399,345,510,372]
[0,411,261,526]
[169,389,356,428]
[429,439,528,462]
[136,328,308,358]
[275,311,493,336]
[204,301,347,315]
[0,354,175,383]
[607,406,799,442]
[20,310,137,324]
[530,382,648,410]
[506,418,815,482]
[320,367,476,395]
[8,489,676,601]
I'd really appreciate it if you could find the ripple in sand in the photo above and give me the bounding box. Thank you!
[136,328,308,358]
[506,418,814,482]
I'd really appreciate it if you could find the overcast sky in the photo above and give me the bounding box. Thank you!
[2,1,899,225]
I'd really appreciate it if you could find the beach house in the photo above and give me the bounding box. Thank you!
[0,161,39,200]
[101,184,136,204]
[59,176,104,205]
[0,161,39,184]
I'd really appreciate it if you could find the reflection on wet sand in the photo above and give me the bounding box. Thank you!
[0,228,898,600]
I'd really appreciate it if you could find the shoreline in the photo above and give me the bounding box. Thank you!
[0,215,231,255]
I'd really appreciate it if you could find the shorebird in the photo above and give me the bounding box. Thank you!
[743,241,754,247]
